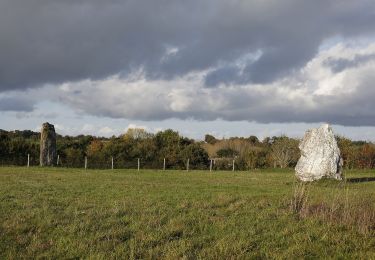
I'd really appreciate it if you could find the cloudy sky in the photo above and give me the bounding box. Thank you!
[1,0,375,140]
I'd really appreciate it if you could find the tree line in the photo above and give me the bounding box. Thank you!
[1,128,374,170]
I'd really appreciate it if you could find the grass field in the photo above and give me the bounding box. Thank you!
[0,167,374,259]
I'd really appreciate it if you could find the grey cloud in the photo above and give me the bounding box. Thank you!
[239,71,375,126]
[53,50,375,127]
[324,53,375,73]
[0,96,35,111]
[1,0,375,91]
[204,66,239,87]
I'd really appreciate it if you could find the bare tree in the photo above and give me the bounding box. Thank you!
[270,136,300,168]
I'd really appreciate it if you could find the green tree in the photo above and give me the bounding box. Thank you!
[155,129,182,168]
[205,134,218,144]
[180,143,209,169]
[242,148,267,169]
[247,135,260,145]
[216,148,239,158]
[64,147,84,167]
[123,128,153,140]
[337,136,357,169]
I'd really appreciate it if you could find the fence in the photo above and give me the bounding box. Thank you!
[0,154,239,171]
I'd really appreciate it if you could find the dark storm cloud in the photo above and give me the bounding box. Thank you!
[1,0,375,91]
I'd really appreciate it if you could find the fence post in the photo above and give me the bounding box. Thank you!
[210,159,212,172]
[57,154,60,166]
[111,156,114,170]
[232,159,235,172]
[85,156,87,170]
[163,158,166,171]
[27,154,30,168]
[137,158,140,171]
[186,158,189,172]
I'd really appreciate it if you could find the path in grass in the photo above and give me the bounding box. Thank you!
[0,167,374,259]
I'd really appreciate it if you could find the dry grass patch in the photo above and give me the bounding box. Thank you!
[290,181,375,235]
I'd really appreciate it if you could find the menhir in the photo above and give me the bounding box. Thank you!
[295,124,343,182]
[40,122,57,166]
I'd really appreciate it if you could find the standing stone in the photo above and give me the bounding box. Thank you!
[295,124,343,182]
[40,122,57,166]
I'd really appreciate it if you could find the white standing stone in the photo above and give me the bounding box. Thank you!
[295,124,343,182]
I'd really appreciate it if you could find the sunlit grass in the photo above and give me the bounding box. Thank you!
[0,167,374,258]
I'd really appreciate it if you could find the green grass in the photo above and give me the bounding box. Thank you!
[0,167,374,259]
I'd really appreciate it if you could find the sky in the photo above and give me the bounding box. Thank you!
[1,0,375,140]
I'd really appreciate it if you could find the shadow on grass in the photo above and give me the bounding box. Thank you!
[346,177,375,183]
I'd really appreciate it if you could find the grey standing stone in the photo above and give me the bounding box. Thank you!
[40,122,57,166]
[295,124,343,182]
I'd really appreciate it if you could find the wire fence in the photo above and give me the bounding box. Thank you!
[0,154,239,171]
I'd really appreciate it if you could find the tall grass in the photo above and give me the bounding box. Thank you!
[290,180,375,235]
